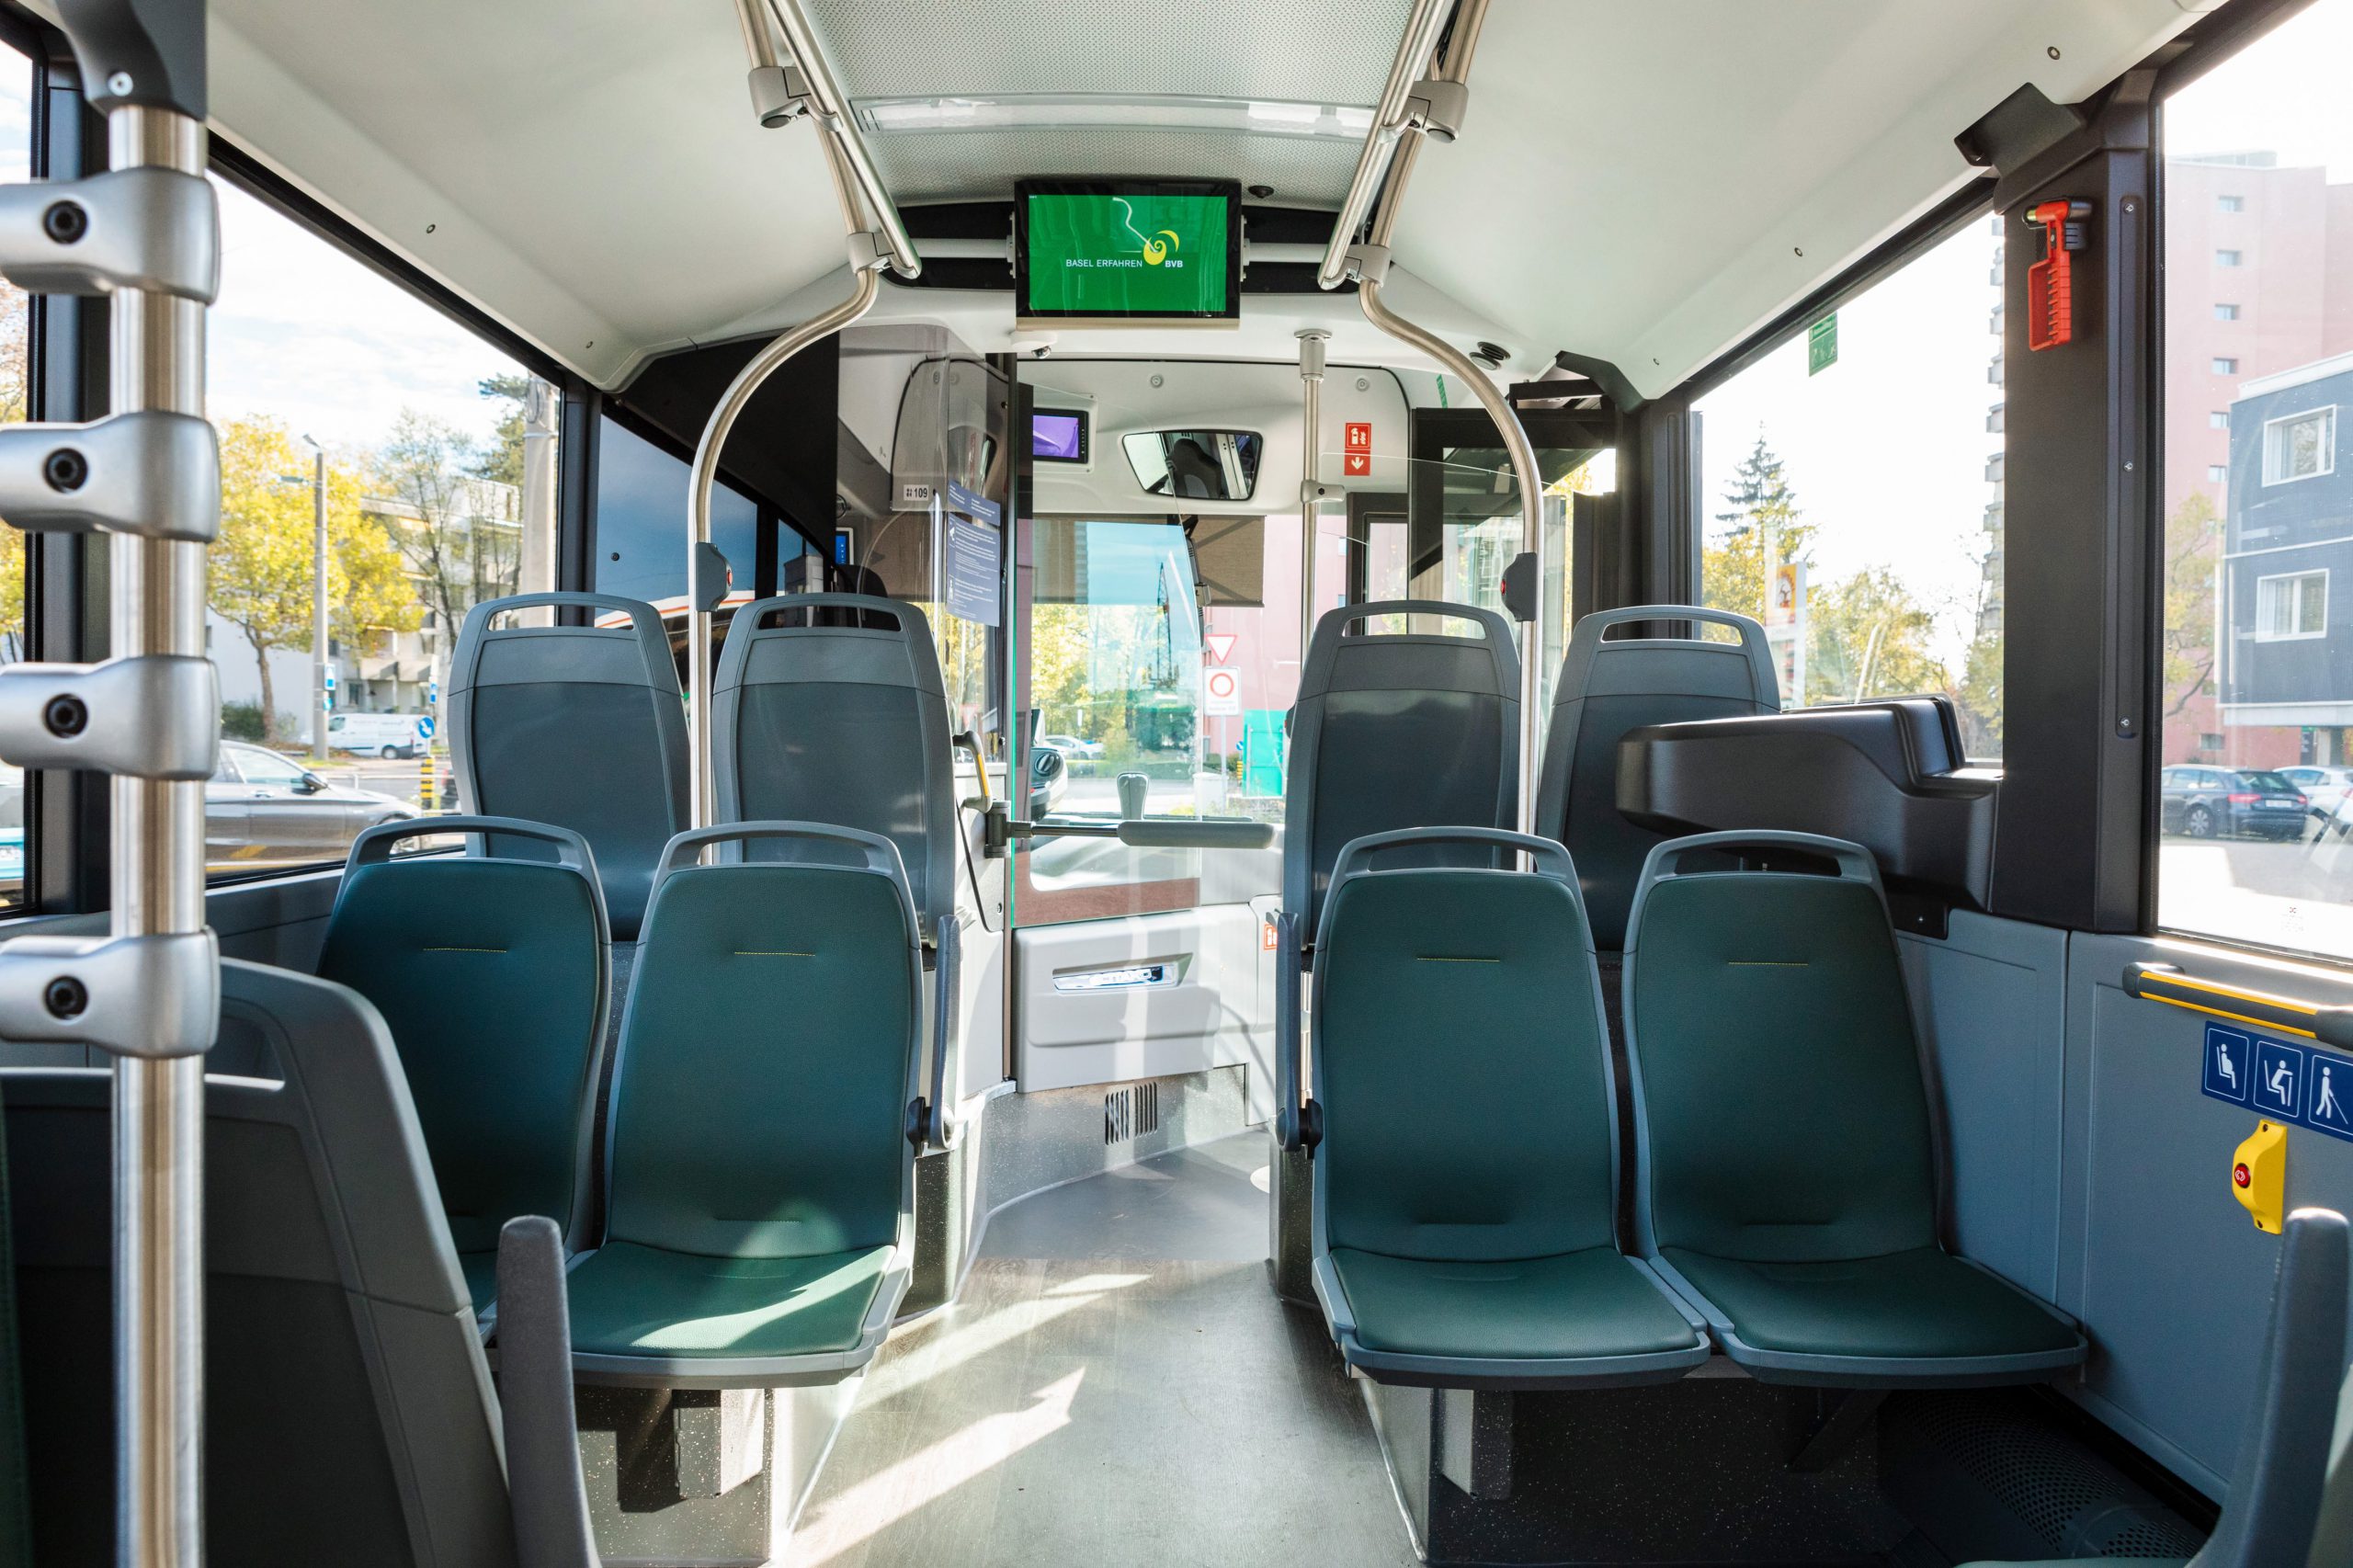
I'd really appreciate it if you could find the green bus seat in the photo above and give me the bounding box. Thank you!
[315,817,610,1320]
[449,592,689,941]
[0,1079,25,1568]
[565,823,925,1388]
[1959,1208,2347,1568]
[1308,827,1710,1388]
[1533,606,1779,950]
[1621,830,2086,1386]
[1,960,596,1567]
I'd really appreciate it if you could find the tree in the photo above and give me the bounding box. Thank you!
[473,373,529,490]
[1702,435,1816,623]
[1804,566,1949,703]
[2162,491,2222,721]
[376,410,518,644]
[210,418,419,742]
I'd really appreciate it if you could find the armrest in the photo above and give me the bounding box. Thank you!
[924,921,961,1151]
[1272,911,1319,1153]
[494,1217,597,1568]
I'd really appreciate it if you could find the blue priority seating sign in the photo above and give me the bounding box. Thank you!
[2202,1020,2353,1142]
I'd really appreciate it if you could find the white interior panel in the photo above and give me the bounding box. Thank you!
[1016,904,1271,1109]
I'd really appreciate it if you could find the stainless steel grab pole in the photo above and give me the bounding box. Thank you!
[110,101,209,1568]
[1297,329,1329,654]
[1342,0,1544,838]
[687,121,881,832]
[1316,0,1453,290]
[760,0,921,278]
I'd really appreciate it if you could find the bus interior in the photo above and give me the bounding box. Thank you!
[1,1,2351,1565]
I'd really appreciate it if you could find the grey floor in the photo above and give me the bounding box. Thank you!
[779,1133,1416,1567]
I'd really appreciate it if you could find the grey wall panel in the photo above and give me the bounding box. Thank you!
[1899,913,2069,1300]
[2063,931,2353,1499]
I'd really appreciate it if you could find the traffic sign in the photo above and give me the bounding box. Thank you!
[1206,633,1237,665]
[427,679,439,705]
[1204,667,1240,716]
[415,715,437,741]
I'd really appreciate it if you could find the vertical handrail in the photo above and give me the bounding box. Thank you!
[1297,329,1328,654]
[1331,0,1542,838]
[689,4,904,832]
[109,96,210,1568]
[1316,0,1455,290]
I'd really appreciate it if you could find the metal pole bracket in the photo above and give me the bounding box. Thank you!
[1404,77,1470,142]
[746,62,809,127]
[1344,244,1392,285]
[845,229,892,274]
[0,409,219,540]
[0,654,218,777]
[0,929,220,1059]
[0,166,218,301]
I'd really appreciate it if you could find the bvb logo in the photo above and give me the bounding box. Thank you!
[1141,230,1180,266]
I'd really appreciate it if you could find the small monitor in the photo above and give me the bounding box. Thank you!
[1032,408,1090,465]
[1016,178,1242,328]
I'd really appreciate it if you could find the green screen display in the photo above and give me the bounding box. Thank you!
[1022,191,1232,318]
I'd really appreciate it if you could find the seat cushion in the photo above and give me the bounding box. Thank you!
[1665,1246,2079,1361]
[1331,1246,1699,1362]
[566,1241,892,1361]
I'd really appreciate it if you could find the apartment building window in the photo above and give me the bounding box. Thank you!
[2210,410,2232,429]
[2263,405,2336,484]
[2208,464,2230,483]
[2256,569,2328,641]
[2214,302,2242,321]
[2217,248,2244,266]
[2213,357,2240,375]
[2218,194,2245,212]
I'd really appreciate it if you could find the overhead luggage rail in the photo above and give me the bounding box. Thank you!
[0,3,224,1555]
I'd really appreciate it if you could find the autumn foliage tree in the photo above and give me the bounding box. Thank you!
[209,418,419,741]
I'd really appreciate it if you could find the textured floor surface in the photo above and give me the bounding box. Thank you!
[779,1134,1416,1567]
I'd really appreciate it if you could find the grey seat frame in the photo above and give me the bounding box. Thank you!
[1307,826,1711,1391]
[1621,830,2088,1387]
[569,823,924,1390]
[324,816,613,1323]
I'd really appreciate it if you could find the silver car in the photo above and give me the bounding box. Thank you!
[208,742,417,871]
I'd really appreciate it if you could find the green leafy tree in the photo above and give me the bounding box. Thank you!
[377,410,517,642]
[1702,435,1816,623]
[0,278,28,660]
[210,418,421,742]
[1804,566,1949,703]
[2162,491,2222,722]
[473,373,529,490]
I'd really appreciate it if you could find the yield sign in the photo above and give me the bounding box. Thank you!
[1205,633,1238,665]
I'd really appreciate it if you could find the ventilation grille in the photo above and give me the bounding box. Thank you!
[1104,1082,1162,1145]
[1882,1393,2206,1559]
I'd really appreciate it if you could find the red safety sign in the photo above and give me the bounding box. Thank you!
[1343,421,1372,478]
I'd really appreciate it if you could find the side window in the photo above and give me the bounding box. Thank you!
[0,40,32,908]
[2157,0,2353,957]
[205,175,558,879]
[1693,220,2005,757]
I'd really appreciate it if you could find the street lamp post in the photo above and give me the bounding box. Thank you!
[304,437,328,762]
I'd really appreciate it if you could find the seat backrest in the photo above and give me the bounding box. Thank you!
[1535,606,1779,949]
[449,592,688,941]
[602,824,922,1261]
[313,819,610,1273]
[1621,831,1936,1262]
[1283,601,1520,949]
[2197,1208,2347,1568]
[1313,828,1619,1263]
[3,960,518,1567]
[712,594,956,935]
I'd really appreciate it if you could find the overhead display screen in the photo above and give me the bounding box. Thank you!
[1016,178,1241,327]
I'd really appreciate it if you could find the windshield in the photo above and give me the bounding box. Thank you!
[2238,771,2296,791]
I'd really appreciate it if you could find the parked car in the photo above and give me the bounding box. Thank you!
[2280,765,2353,819]
[2160,765,2308,841]
[327,710,431,759]
[209,741,417,870]
[1039,733,1104,761]
[0,765,21,895]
